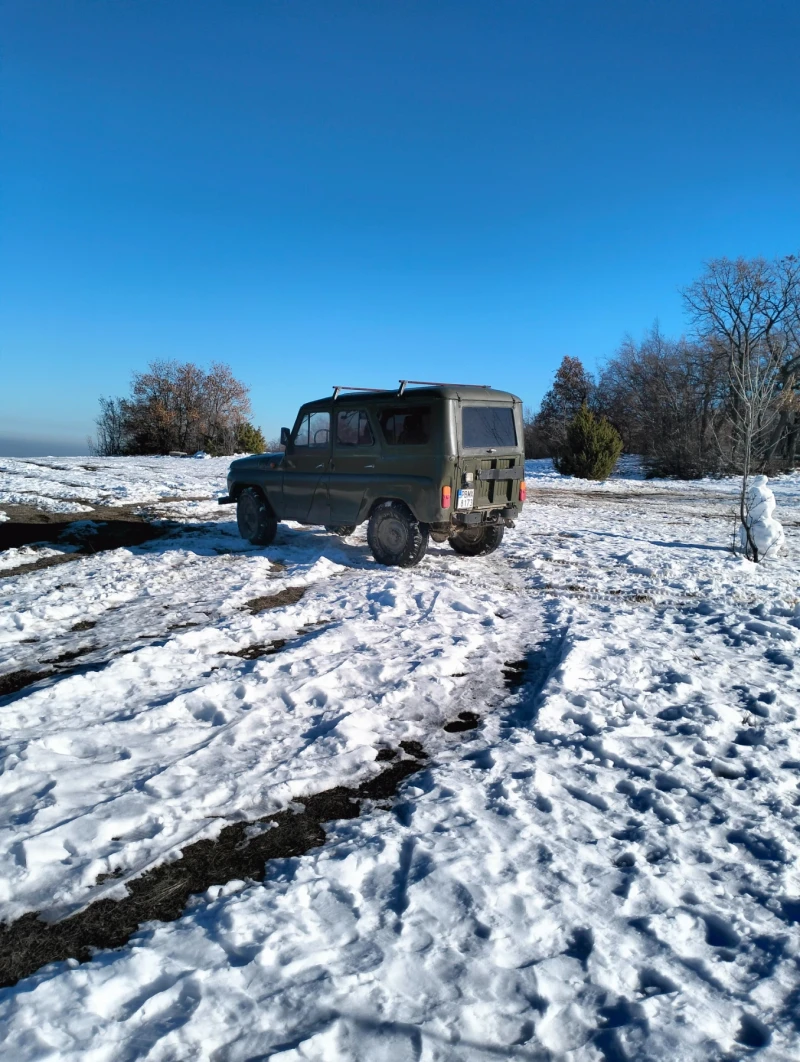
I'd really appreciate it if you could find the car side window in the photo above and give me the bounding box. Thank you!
[378,406,431,445]
[294,411,330,448]
[336,410,375,447]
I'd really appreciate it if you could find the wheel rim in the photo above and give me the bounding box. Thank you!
[240,496,258,537]
[377,515,409,554]
[458,526,485,545]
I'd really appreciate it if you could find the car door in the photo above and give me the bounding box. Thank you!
[282,406,332,523]
[329,408,378,524]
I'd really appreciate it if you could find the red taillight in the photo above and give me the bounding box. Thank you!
[519,481,527,502]
[441,485,451,509]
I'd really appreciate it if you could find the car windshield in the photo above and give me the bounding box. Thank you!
[462,406,516,448]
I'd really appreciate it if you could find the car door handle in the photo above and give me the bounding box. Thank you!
[365,464,375,469]
[315,463,325,470]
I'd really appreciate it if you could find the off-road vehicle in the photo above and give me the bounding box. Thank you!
[220,380,526,567]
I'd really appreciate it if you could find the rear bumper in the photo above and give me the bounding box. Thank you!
[452,505,518,527]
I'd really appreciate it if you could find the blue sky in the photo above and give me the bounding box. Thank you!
[2,0,799,455]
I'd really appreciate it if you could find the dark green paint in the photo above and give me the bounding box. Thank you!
[225,385,525,530]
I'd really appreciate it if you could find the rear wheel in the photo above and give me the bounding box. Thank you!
[449,523,504,556]
[367,502,429,568]
[237,487,278,546]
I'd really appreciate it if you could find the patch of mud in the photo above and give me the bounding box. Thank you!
[41,646,95,666]
[502,659,530,690]
[0,554,77,580]
[243,586,306,613]
[70,620,97,632]
[0,512,173,578]
[0,669,50,698]
[443,711,480,733]
[224,640,287,660]
[398,739,427,759]
[0,751,427,989]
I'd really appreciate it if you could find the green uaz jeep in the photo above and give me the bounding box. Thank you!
[220,381,526,567]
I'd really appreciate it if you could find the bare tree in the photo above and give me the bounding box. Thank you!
[682,255,800,467]
[92,361,255,456]
[595,325,728,477]
[202,362,252,454]
[92,397,128,456]
[683,255,800,559]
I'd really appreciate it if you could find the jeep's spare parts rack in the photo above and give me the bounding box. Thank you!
[332,380,491,399]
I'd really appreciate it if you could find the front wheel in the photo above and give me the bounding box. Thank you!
[367,502,429,567]
[325,524,357,537]
[237,487,278,546]
[449,523,504,556]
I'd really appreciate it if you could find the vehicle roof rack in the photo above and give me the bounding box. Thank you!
[332,381,492,400]
[397,379,491,396]
[332,386,387,400]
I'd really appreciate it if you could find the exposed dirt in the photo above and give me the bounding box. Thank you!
[398,739,427,759]
[243,586,307,613]
[0,506,175,579]
[0,669,48,698]
[0,751,428,989]
[70,620,97,632]
[224,640,287,660]
[41,646,95,666]
[443,711,480,733]
[0,554,79,579]
[502,659,530,690]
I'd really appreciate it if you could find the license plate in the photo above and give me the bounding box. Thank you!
[457,489,474,510]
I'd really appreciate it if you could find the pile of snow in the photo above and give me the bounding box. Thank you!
[739,474,785,559]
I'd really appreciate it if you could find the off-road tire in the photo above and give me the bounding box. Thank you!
[367,502,429,568]
[237,487,278,546]
[325,525,357,537]
[448,523,504,557]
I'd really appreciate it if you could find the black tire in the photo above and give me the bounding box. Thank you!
[236,487,278,546]
[367,501,429,568]
[449,523,504,557]
[325,525,357,537]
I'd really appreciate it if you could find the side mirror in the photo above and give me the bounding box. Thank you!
[280,426,291,447]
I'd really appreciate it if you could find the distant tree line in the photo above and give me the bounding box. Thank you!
[526,254,800,477]
[93,361,267,456]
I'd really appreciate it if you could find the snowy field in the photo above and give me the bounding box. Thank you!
[1,455,799,1060]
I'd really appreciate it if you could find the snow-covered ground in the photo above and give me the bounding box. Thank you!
[0,454,230,514]
[0,457,799,1060]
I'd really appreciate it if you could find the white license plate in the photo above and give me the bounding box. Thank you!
[457,489,474,510]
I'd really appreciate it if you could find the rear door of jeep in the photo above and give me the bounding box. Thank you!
[455,402,525,513]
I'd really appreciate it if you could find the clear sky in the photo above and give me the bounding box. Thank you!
[1,0,799,455]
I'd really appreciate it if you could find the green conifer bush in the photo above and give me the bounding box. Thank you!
[235,422,267,454]
[554,404,623,480]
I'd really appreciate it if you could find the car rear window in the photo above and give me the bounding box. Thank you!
[378,406,431,445]
[462,406,517,448]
